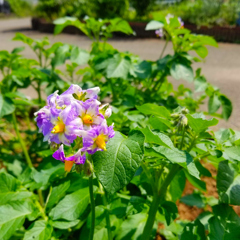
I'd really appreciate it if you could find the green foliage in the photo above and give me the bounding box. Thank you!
[129,0,156,17]
[7,0,33,17]
[153,0,240,27]
[0,16,238,240]
[93,130,145,195]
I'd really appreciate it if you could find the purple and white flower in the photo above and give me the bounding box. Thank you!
[53,144,86,164]
[35,84,115,172]
[81,124,115,154]
[155,28,164,38]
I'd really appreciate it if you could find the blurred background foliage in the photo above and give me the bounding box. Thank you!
[2,0,240,27]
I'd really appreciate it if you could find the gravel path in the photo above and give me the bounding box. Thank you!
[0,18,239,130]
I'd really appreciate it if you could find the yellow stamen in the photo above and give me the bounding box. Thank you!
[82,114,93,124]
[52,122,65,133]
[95,135,106,151]
[64,161,74,172]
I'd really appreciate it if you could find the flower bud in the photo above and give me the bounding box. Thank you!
[171,113,180,119]
[50,142,60,151]
[75,164,84,173]
[181,115,188,127]
[84,159,93,177]
[181,109,189,114]
[99,104,112,119]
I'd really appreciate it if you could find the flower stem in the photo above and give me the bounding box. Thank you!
[37,189,45,207]
[140,164,181,240]
[37,81,42,105]
[159,37,169,59]
[180,127,186,150]
[140,192,161,240]
[12,113,33,168]
[89,175,95,240]
[102,191,113,240]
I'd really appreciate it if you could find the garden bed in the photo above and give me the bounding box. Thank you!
[32,17,240,42]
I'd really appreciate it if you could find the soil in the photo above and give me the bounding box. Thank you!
[177,162,218,221]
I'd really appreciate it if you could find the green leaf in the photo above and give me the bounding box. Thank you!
[224,146,240,161]
[116,213,150,240]
[93,130,145,195]
[180,219,206,240]
[45,181,70,211]
[11,47,25,54]
[195,161,212,177]
[53,17,88,35]
[0,191,32,205]
[51,44,70,68]
[208,204,240,240]
[219,94,232,120]
[198,35,218,48]
[187,113,218,133]
[52,220,80,229]
[194,46,208,58]
[141,127,174,149]
[136,104,170,118]
[0,202,32,240]
[145,20,164,30]
[169,171,186,202]
[49,187,90,221]
[70,47,90,65]
[109,18,133,35]
[217,161,240,205]
[0,95,15,118]
[32,163,65,190]
[152,146,200,179]
[160,202,178,226]
[170,62,194,82]
[185,171,206,191]
[208,94,221,114]
[24,220,52,240]
[149,115,171,131]
[0,172,20,193]
[180,193,205,208]
[12,33,33,46]
[106,54,131,79]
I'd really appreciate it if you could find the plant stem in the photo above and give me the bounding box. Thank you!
[12,113,45,206]
[38,189,45,207]
[141,164,181,240]
[102,191,113,240]
[141,162,156,192]
[89,175,95,240]
[159,38,169,59]
[12,113,33,168]
[180,127,186,150]
[187,134,196,152]
[140,192,161,240]
[109,78,117,102]
[158,165,180,201]
[37,81,42,105]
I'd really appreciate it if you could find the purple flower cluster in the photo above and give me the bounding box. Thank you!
[155,14,184,38]
[35,84,114,170]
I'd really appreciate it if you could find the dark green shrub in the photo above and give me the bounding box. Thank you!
[35,0,62,20]
[87,0,129,19]
[7,0,33,17]
[130,0,156,16]
[153,0,240,27]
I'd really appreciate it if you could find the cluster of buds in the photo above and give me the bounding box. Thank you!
[155,14,184,38]
[171,108,189,131]
[34,84,115,172]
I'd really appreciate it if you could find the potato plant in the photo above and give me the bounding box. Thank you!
[0,16,239,240]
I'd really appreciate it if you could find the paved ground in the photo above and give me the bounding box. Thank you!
[0,18,239,130]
